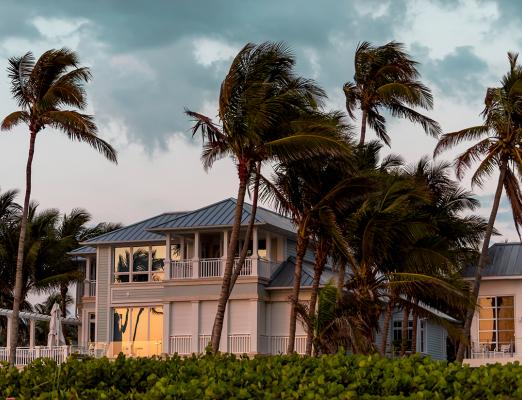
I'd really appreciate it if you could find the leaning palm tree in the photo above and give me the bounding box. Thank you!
[1,48,117,365]
[343,41,441,146]
[434,52,522,362]
[187,42,348,353]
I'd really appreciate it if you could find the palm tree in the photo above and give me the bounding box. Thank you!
[434,52,522,362]
[1,48,117,365]
[186,42,348,353]
[33,209,92,318]
[343,41,441,146]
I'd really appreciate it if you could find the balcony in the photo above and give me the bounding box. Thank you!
[464,339,521,366]
[169,257,275,280]
[83,280,96,297]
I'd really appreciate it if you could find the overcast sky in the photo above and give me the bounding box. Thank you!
[0,0,520,243]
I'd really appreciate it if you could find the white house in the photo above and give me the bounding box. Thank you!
[463,242,522,366]
[73,198,449,359]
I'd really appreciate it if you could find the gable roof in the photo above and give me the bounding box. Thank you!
[81,212,186,245]
[148,198,296,234]
[463,242,522,278]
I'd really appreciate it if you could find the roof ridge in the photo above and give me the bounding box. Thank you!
[82,211,183,244]
[149,198,241,229]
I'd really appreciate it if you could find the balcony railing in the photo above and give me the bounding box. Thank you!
[0,346,70,366]
[169,257,275,280]
[83,280,96,297]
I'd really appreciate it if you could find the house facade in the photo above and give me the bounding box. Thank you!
[463,242,522,366]
[73,198,449,359]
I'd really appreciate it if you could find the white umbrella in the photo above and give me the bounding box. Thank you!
[47,303,66,347]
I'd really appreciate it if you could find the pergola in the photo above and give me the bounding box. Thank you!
[0,308,80,349]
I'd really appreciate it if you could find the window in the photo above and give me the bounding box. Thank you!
[112,306,163,356]
[478,296,515,351]
[392,320,413,352]
[113,246,169,283]
[88,313,96,343]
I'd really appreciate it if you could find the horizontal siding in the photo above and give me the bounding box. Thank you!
[96,247,110,343]
[426,321,447,360]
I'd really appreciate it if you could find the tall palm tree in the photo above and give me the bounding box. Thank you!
[434,52,522,362]
[343,41,441,146]
[1,48,117,365]
[186,42,348,353]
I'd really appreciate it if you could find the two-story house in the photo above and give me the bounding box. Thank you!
[73,198,450,359]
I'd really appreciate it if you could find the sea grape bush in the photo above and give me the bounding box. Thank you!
[0,353,521,399]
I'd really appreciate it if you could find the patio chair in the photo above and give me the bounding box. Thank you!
[471,342,486,359]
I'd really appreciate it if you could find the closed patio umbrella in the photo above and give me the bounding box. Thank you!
[47,303,66,347]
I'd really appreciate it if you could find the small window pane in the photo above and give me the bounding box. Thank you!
[152,246,166,271]
[479,320,496,330]
[479,308,495,319]
[132,274,149,282]
[498,319,514,330]
[498,308,514,319]
[115,274,129,283]
[498,297,514,307]
[114,248,130,273]
[171,244,181,261]
[478,297,496,308]
[133,247,149,272]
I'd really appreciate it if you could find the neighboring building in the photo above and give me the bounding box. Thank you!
[73,198,449,359]
[463,242,522,366]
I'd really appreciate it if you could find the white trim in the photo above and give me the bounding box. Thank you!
[464,275,522,281]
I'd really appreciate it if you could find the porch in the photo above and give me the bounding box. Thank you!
[165,227,281,280]
[464,339,522,366]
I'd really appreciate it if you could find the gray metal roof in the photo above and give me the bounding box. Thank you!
[463,242,522,277]
[268,257,336,288]
[69,246,96,255]
[148,198,296,234]
[81,212,186,245]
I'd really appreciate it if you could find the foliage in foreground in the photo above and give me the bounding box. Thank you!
[1,353,521,399]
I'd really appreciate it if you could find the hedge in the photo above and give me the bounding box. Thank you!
[0,353,520,399]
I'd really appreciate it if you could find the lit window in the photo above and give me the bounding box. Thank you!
[113,246,168,283]
[478,296,515,352]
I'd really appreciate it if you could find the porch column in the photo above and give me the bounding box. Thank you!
[219,306,229,352]
[85,258,91,294]
[191,301,200,352]
[193,232,200,278]
[162,302,170,354]
[6,316,12,349]
[222,230,228,259]
[252,227,258,276]
[250,299,260,354]
[29,319,36,349]
[266,232,271,261]
[164,233,171,280]
[252,227,258,258]
[180,237,185,259]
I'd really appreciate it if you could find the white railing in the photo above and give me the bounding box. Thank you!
[199,335,212,352]
[469,339,521,359]
[228,334,251,354]
[199,258,222,277]
[171,260,193,279]
[236,258,253,276]
[0,346,70,366]
[269,336,307,355]
[170,257,276,280]
[170,336,192,355]
[84,280,96,297]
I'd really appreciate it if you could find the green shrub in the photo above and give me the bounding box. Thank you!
[0,353,520,399]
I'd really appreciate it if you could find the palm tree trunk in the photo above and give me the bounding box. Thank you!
[400,306,410,356]
[411,306,418,353]
[359,109,368,146]
[211,162,249,354]
[456,160,507,362]
[287,230,309,354]
[229,163,261,292]
[380,299,394,356]
[9,130,37,366]
[305,238,329,355]
[336,260,346,293]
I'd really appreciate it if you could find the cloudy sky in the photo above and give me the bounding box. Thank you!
[0,0,520,242]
